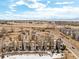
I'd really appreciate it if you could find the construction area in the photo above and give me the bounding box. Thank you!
[0,20,78,59]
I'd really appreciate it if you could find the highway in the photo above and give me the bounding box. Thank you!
[60,34,79,59]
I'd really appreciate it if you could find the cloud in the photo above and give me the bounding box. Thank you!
[55,1,74,5]
[27,0,37,3]
[9,4,17,11]
[36,6,79,15]
[5,11,13,14]
[0,0,79,20]
[47,1,50,4]
[1,6,79,20]
[16,0,25,5]
[9,0,46,12]
[9,0,25,12]
[20,0,46,9]
[25,3,46,9]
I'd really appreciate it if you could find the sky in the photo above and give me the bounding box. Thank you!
[0,0,79,20]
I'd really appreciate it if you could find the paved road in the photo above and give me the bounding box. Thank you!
[0,51,52,57]
[61,36,79,59]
